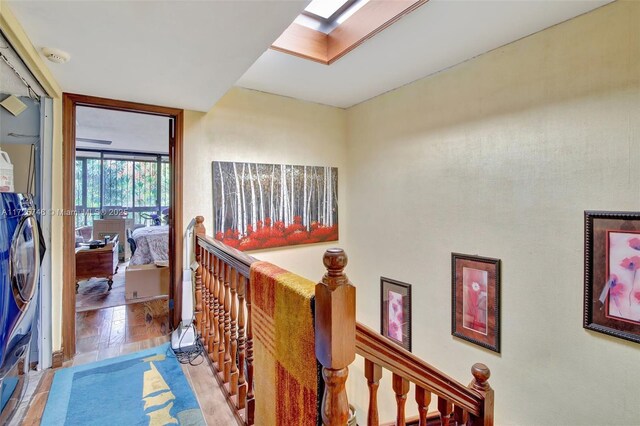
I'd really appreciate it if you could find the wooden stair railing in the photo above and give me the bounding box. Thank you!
[192,217,493,426]
[356,323,493,425]
[194,217,258,425]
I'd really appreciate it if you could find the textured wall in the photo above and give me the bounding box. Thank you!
[344,1,640,424]
[183,87,348,281]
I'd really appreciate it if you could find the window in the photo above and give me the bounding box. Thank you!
[272,0,426,65]
[75,149,169,227]
[303,0,357,22]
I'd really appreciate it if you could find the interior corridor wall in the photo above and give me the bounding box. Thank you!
[344,1,640,424]
[183,87,347,281]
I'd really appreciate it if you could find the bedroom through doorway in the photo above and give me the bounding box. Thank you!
[73,107,171,355]
[62,94,184,361]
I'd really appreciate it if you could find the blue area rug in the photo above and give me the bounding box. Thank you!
[42,343,205,425]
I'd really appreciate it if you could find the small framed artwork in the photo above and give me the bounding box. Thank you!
[584,211,640,344]
[451,253,501,353]
[380,277,412,351]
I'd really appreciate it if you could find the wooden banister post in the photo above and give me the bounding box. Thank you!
[467,363,494,426]
[364,359,382,426]
[315,248,356,426]
[392,373,410,426]
[194,217,205,337]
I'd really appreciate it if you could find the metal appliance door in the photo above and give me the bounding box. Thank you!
[10,214,39,311]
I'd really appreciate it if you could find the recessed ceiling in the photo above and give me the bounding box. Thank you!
[76,107,169,154]
[238,0,614,108]
[6,0,307,112]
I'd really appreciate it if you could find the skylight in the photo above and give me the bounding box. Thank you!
[304,0,355,22]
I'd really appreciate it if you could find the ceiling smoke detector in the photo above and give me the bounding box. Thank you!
[41,47,70,64]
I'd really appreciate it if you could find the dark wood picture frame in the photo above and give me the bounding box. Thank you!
[451,253,501,353]
[584,211,640,344]
[380,277,412,351]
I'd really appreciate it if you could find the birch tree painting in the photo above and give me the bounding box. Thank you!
[212,161,338,251]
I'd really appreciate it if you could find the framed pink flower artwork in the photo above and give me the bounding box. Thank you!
[584,211,640,344]
[452,253,500,353]
[380,277,411,351]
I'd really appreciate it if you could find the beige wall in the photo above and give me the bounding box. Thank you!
[183,87,347,281]
[4,1,639,423]
[344,1,640,424]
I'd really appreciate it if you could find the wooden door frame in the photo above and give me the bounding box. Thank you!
[62,93,184,360]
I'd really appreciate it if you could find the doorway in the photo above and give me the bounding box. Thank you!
[62,94,184,360]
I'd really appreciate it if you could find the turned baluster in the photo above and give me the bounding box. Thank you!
[210,255,220,361]
[201,246,210,347]
[237,274,247,410]
[393,373,410,426]
[246,270,255,425]
[193,217,205,336]
[438,396,453,426]
[364,359,382,426]
[467,364,493,426]
[453,405,467,425]
[223,263,232,382]
[315,248,356,426]
[207,251,215,355]
[415,386,432,426]
[218,262,227,370]
[230,268,239,395]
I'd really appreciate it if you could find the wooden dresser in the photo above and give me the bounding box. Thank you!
[75,236,119,292]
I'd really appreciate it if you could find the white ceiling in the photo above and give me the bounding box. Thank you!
[238,0,614,108]
[76,106,169,154]
[6,0,307,112]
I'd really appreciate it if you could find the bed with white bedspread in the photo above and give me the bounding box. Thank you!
[129,225,169,266]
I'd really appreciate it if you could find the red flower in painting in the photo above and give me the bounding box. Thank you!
[293,215,303,224]
[222,238,239,249]
[260,237,288,249]
[629,237,640,251]
[634,291,640,304]
[310,226,335,241]
[264,217,272,227]
[286,231,309,245]
[238,238,261,251]
[215,232,224,241]
[284,223,306,235]
[620,256,640,271]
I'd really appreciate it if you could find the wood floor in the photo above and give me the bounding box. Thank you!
[19,334,237,426]
[19,297,236,425]
[75,298,171,356]
[76,262,167,312]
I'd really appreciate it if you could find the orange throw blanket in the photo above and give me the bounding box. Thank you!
[250,261,321,426]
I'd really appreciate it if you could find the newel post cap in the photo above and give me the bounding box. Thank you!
[471,363,491,391]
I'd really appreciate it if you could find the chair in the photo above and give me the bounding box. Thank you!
[75,226,93,243]
[126,228,137,256]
